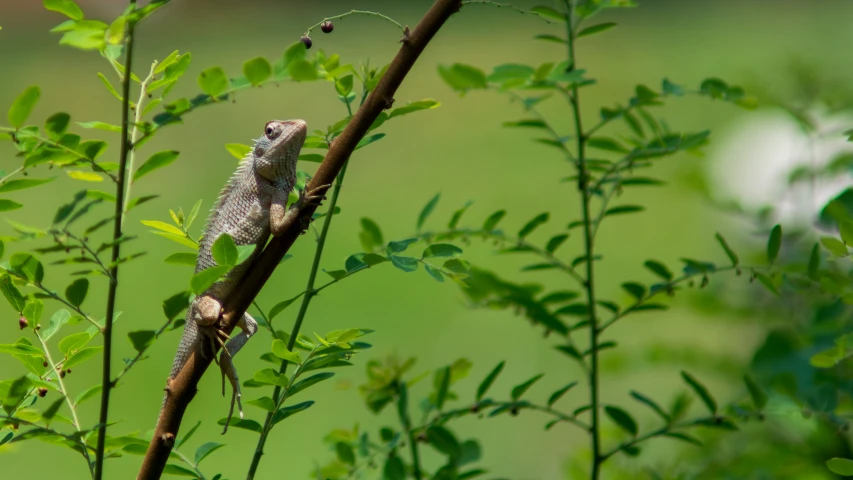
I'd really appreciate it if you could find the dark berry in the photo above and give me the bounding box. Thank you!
[321,21,334,33]
[38,388,47,397]
[18,316,28,330]
[60,370,66,378]
[300,36,313,49]
[66,369,72,374]
[43,360,48,368]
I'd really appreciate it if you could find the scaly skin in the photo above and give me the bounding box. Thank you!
[164,119,329,433]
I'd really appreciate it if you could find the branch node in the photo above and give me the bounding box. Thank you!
[160,433,175,447]
[400,26,411,43]
[384,98,396,110]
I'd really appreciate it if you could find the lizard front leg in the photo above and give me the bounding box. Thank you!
[219,312,258,434]
[191,296,230,361]
[271,184,331,236]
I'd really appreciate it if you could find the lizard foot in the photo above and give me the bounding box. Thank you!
[296,183,332,209]
[219,352,243,434]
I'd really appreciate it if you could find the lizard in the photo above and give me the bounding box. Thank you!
[164,119,330,433]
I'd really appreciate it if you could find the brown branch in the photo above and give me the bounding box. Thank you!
[136,1,462,478]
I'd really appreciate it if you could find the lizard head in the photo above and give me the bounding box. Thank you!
[252,119,307,183]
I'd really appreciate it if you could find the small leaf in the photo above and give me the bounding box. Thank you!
[476,361,504,402]
[604,405,638,436]
[483,210,506,231]
[519,213,549,238]
[164,252,196,266]
[744,374,767,410]
[827,458,853,476]
[64,278,88,307]
[681,370,716,414]
[74,385,102,406]
[43,0,83,20]
[41,309,70,341]
[127,330,156,353]
[821,236,848,256]
[422,243,462,259]
[243,57,272,86]
[577,22,617,38]
[190,265,231,294]
[134,150,179,181]
[268,298,297,320]
[64,346,102,369]
[426,425,461,458]
[417,193,440,231]
[548,382,578,407]
[11,253,45,283]
[390,256,418,273]
[359,218,383,252]
[195,442,225,465]
[644,260,672,281]
[511,373,543,400]
[630,390,669,422]
[67,170,103,182]
[715,233,739,266]
[605,205,644,216]
[8,86,40,128]
[621,282,646,300]
[767,224,782,264]
[211,233,238,266]
[198,66,229,97]
[546,234,569,253]
[0,274,26,312]
[225,143,251,159]
[0,178,55,194]
[271,339,302,364]
[288,372,334,398]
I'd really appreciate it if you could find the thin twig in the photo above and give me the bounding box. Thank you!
[461,1,556,23]
[122,60,157,224]
[95,3,136,477]
[304,9,405,36]
[0,128,118,182]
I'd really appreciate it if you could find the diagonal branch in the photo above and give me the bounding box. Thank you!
[137,1,463,478]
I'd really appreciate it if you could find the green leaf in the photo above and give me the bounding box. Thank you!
[162,464,197,477]
[22,299,44,325]
[243,57,271,86]
[225,143,251,159]
[422,243,462,259]
[483,210,506,231]
[434,366,451,410]
[389,99,441,119]
[164,252,196,266]
[67,170,103,182]
[271,400,313,426]
[0,200,23,212]
[426,425,461,458]
[355,133,385,150]
[190,265,230,294]
[194,442,225,465]
[577,22,617,38]
[531,6,566,22]
[198,66,228,97]
[43,0,83,20]
[621,282,646,300]
[629,390,669,422]
[58,332,91,355]
[417,193,440,231]
[246,396,275,412]
[134,150,179,181]
[390,256,418,273]
[587,137,628,153]
[268,298,297,320]
[487,64,534,83]
[77,121,121,132]
[271,339,301,364]
[0,178,55,194]
[604,405,637,436]
[807,243,820,279]
[681,370,716,414]
[519,213,549,238]
[42,309,70,341]
[336,442,355,466]
[714,233,739,266]
[127,330,156,353]
[511,373,543,400]
[0,274,25,312]
[605,205,644,216]
[826,458,853,476]
[253,368,288,387]
[821,236,848,256]
[755,272,779,296]
[424,264,444,282]
[643,260,672,281]
[211,233,238,266]
[45,113,71,139]
[64,346,102,369]
[448,201,473,229]
[384,456,405,480]
[8,86,40,128]
[359,217,384,252]
[74,384,101,406]
[744,374,767,410]
[438,64,487,92]
[767,224,782,264]
[548,382,578,407]
[64,278,88,307]
[476,361,504,401]
[216,417,262,433]
[11,253,45,283]
[288,372,334,398]
[545,234,569,254]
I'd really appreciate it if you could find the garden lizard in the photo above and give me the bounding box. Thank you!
[165,119,329,433]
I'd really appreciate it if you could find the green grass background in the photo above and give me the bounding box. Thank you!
[1,0,852,478]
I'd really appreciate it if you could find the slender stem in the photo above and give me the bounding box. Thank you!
[0,166,23,185]
[428,399,590,432]
[461,1,557,23]
[561,2,601,478]
[94,4,135,478]
[62,232,112,279]
[396,381,422,480]
[172,448,208,480]
[122,61,157,224]
[304,9,405,36]
[0,128,118,182]
[599,415,719,461]
[35,329,93,476]
[246,160,351,479]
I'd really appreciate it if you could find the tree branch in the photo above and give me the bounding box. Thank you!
[137,1,462,478]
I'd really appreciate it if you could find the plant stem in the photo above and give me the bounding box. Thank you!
[122,60,157,224]
[35,329,93,476]
[396,381,423,480]
[562,1,601,478]
[246,160,351,479]
[94,3,136,478]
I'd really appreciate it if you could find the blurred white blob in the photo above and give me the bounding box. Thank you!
[707,107,853,227]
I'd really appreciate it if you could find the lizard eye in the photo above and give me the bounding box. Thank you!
[265,123,280,139]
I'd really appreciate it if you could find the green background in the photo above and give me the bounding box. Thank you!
[1,0,851,478]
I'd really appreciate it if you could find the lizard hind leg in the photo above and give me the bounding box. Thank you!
[220,312,259,434]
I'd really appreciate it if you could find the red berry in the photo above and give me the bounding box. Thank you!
[18,316,28,330]
[321,21,334,33]
[300,36,312,49]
